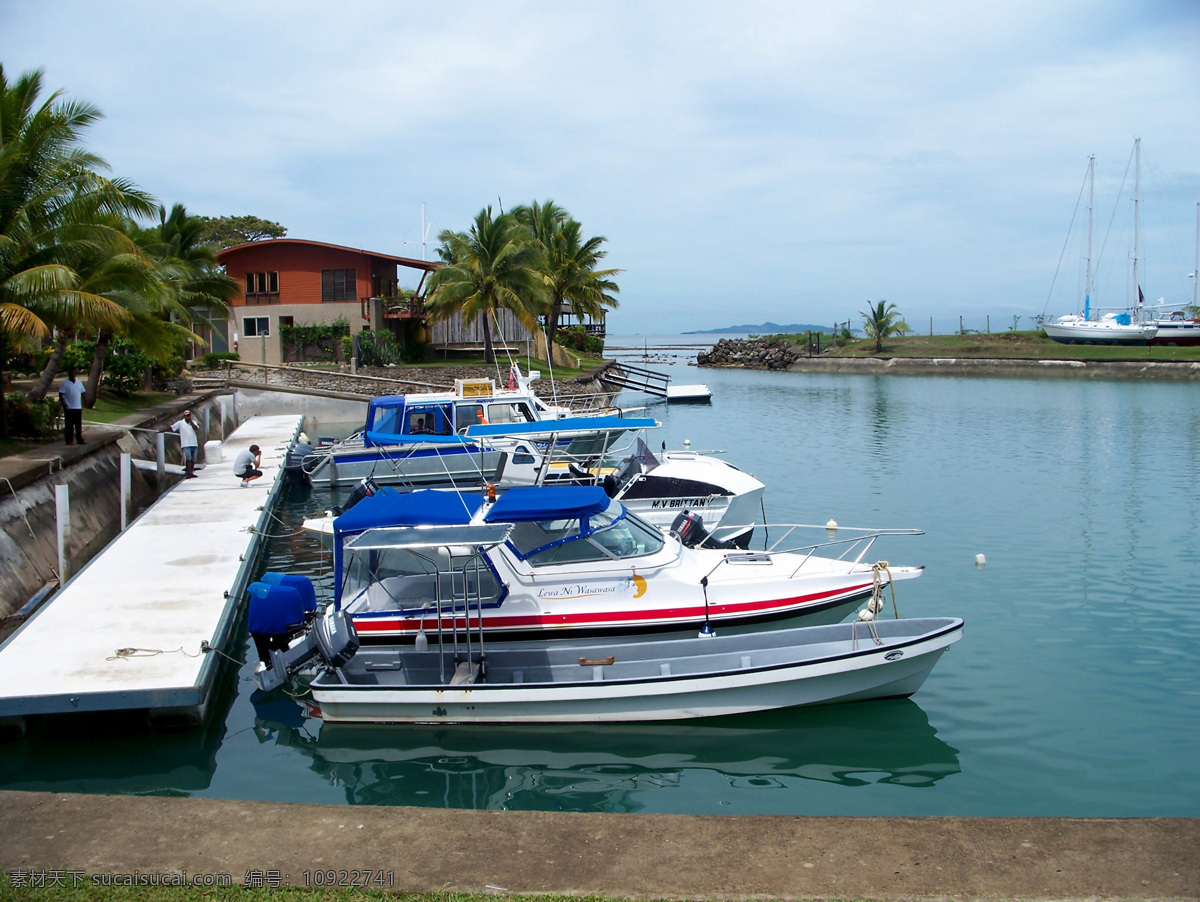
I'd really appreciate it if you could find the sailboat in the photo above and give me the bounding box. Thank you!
[1043,141,1159,345]
[1147,201,1200,346]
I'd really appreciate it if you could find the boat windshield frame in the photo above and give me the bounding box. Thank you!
[504,499,666,566]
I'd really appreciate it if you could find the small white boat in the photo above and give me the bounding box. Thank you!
[323,485,923,642]
[249,525,961,724]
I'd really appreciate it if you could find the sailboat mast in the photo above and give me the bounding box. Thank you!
[1194,201,1199,310]
[1085,154,1094,320]
[1133,137,1141,316]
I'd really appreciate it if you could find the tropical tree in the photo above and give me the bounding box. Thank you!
[196,214,286,248]
[859,299,910,353]
[425,207,546,364]
[0,64,155,433]
[75,203,237,406]
[512,200,620,348]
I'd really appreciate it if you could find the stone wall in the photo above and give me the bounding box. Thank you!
[696,338,803,369]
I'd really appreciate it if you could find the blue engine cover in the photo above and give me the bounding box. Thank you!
[260,573,317,614]
[247,583,309,635]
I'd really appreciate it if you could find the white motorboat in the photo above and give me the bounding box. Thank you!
[323,485,922,642]
[302,438,766,551]
[299,368,653,489]
[248,525,960,724]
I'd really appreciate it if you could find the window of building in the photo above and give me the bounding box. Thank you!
[244,272,279,304]
[321,268,357,303]
[243,316,270,337]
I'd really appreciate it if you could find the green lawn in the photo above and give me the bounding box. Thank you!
[820,330,1200,360]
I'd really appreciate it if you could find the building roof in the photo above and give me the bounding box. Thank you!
[216,238,440,272]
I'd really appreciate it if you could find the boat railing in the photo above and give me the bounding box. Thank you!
[706,522,924,571]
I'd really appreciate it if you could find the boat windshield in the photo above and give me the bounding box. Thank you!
[342,545,502,613]
[506,499,665,566]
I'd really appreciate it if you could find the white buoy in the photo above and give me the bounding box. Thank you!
[683,439,691,448]
[975,553,987,568]
[826,518,838,535]
[857,609,875,621]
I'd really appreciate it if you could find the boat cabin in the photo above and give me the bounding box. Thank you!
[363,378,552,447]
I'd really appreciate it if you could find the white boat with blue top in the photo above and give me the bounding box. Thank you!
[248,524,959,724]
[326,485,923,642]
[299,375,656,489]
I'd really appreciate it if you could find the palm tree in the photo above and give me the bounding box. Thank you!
[77,203,236,407]
[860,300,910,353]
[0,65,155,433]
[425,207,546,364]
[512,201,620,348]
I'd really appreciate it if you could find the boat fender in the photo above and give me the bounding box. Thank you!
[602,473,619,498]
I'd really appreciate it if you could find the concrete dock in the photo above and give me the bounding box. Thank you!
[0,791,1195,899]
[0,414,302,728]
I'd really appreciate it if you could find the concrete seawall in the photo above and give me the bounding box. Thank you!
[777,356,1200,379]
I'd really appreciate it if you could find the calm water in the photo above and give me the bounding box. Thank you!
[2,338,1197,816]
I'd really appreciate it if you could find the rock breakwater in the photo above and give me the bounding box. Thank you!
[696,337,803,369]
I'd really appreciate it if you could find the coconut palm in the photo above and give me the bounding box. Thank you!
[0,64,155,433]
[77,203,236,406]
[512,200,620,348]
[425,207,546,364]
[859,300,910,353]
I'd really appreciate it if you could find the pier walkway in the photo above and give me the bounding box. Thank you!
[0,414,302,729]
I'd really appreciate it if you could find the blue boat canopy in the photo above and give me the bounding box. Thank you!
[333,489,482,536]
[484,485,611,523]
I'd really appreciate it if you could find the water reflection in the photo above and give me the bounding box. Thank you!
[250,694,960,812]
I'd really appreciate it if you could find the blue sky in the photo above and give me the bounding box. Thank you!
[4,1,1199,334]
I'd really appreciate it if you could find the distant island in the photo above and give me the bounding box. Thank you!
[683,322,835,335]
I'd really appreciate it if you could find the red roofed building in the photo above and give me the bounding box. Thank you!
[215,239,439,366]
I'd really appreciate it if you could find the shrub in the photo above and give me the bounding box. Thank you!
[554,326,604,355]
[102,338,154,396]
[356,329,405,366]
[4,392,59,437]
[198,351,240,370]
[280,317,350,362]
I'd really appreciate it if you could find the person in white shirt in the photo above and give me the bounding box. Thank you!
[233,444,262,487]
[170,410,200,478]
[57,368,85,445]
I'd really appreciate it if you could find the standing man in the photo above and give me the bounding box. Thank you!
[171,409,200,478]
[233,444,262,487]
[58,368,85,445]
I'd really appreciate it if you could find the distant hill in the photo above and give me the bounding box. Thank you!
[683,322,835,335]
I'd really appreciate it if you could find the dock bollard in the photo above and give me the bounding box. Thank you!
[156,432,166,486]
[55,484,70,585]
[120,453,131,531]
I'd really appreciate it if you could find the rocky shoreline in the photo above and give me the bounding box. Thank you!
[695,338,1200,380]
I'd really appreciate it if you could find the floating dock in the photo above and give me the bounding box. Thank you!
[0,414,302,730]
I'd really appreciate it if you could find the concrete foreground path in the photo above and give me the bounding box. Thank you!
[1,791,1196,900]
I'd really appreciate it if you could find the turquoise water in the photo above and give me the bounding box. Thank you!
[2,343,1197,815]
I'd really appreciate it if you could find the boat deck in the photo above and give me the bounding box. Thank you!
[0,414,303,726]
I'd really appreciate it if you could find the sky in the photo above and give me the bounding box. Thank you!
[4,0,1199,335]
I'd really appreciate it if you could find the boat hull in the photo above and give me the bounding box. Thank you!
[1042,320,1157,345]
[1148,320,1200,346]
[308,617,963,723]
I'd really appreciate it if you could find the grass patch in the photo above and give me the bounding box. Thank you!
[817,331,1200,360]
[83,391,177,423]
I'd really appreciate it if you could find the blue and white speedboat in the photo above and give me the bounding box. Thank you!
[300,374,656,489]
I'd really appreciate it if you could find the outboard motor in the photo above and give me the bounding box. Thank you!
[247,574,318,664]
[285,441,315,487]
[670,510,711,548]
[253,609,360,693]
[333,477,378,515]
